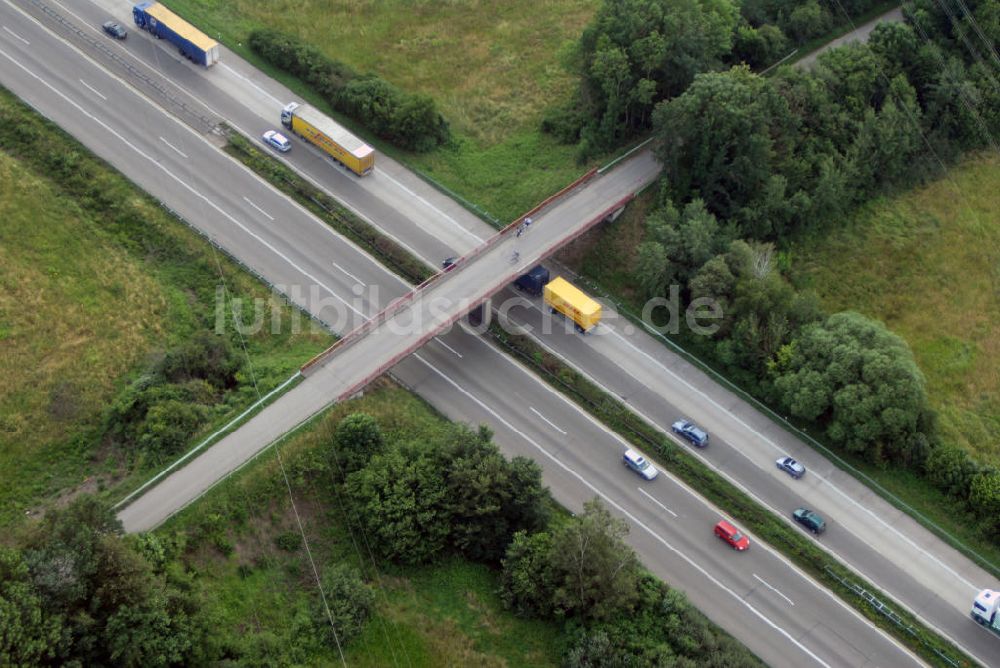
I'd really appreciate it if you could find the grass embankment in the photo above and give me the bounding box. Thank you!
[788,152,1000,568]
[165,382,564,666]
[0,88,330,528]
[164,0,599,222]
[487,323,972,668]
[792,153,1000,466]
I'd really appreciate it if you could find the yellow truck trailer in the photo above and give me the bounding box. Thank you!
[544,276,602,333]
[280,102,375,176]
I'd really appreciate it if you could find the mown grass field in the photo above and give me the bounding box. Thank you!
[0,89,330,528]
[165,0,599,221]
[790,152,1000,465]
[167,383,563,666]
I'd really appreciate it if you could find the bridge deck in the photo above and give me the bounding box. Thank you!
[117,151,660,532]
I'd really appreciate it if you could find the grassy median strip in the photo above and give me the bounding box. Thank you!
[489,322,972,668]
[223,128,434,285]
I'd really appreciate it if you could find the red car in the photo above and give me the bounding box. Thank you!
[714,520,750,551]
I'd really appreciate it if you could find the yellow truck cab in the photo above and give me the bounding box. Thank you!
[543,276,601,333]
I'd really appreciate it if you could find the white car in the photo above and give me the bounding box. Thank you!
[623,448,658,480]
[261,130,291,153]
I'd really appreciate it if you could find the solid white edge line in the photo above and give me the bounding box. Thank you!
[0,41,364,320]
[638,487,677,517]
[452,331,928,666]
[412,350,837,668]
[518,326,977,665]
[529,406,567,435]
[754,573,795,607]
[603,322,980,593]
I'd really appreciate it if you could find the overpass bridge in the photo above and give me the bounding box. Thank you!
[118,151,659,532]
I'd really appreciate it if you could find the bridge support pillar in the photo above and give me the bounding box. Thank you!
[467,298,491,329]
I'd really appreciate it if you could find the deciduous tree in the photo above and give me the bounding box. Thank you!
[548,499,642,620]
[772,312,931,463]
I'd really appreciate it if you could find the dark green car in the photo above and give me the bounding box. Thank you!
[793,507,826,534]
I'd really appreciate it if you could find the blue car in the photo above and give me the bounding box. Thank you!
[672,419,709,447]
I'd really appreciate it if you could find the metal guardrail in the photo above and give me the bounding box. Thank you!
[823,567,960,667]
[224,133,430,285]
[300,193,634,379]
[549,260,1000,580]
[24,0,220,135]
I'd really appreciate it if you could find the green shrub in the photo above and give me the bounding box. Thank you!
[157,332,242,390]
[330,413,385,479]
[924,443,980,500]
[500,530,556,618]
[248,29,450,152]
[540,96,591,144]
[784,0,832,42]
[337,77,450,152]
[274,531,301,552]
[315,564,375,646]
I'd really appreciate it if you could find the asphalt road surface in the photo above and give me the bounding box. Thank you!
[796,6,905,67]
[2,0,994,663]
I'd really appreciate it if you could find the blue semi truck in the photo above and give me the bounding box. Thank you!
[132,2,220,67]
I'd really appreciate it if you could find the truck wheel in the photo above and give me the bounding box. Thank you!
[549,307,556,315]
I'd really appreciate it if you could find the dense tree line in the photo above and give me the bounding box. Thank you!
[654,20,999,242]
[625,2,1000,539]
[500,500,762,666]
[247,30,450,152]
[0,498,207,667]
[336,416,549,564]
[735,0,891,66]
[331,414,762,664]
[545,0,739,152]
[549,0,898,154]
[0,414,763,665]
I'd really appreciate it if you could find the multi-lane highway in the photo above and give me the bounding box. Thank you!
[1,0,993,664]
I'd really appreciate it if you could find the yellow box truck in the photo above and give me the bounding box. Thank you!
[281,102,375,176]
[544,276,601,333]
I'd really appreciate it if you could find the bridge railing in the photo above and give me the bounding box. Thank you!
[300,163,631,379]
[303,192,637,398]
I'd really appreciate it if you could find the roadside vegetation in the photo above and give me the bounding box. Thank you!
[224,129,433,284]
[791,153,1000,467]
[0,88,330,528]
[163,0,894,223]
[489,322,973,667]
[0,384,764,666]
[550,0,1000,571]
[163,0,597,222]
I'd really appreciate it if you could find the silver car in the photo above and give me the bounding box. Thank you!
[776,456,806,479]
[623,448,658,480]
[261,130,291,153]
